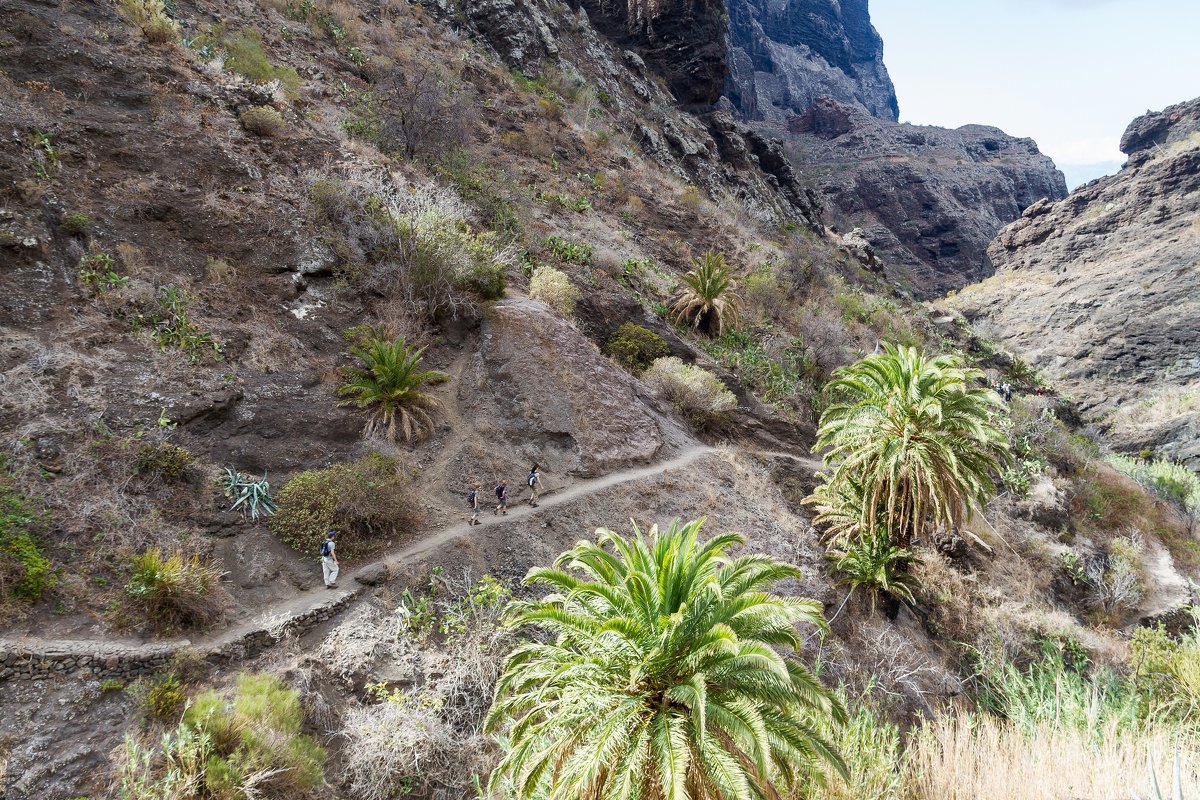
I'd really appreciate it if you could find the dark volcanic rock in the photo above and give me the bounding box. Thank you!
[577,0,728,105]
[781,98,1067,295]
[727,0,898,122]
[952,97,1200,465]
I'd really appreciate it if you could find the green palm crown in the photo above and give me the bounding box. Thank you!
[485,518,846,800]
[807,343,1009,546]
[336,329,448,442]
[670,251,740,337]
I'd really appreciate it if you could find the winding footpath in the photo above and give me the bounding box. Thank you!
[0,446,714,682]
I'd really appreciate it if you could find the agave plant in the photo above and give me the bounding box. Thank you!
[220,467,277,520]
[1148,746,1185,800]
[337,329,449,442]
[670,250,741,337]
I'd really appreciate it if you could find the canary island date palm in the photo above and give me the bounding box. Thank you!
[670,251,740,337]
[337,330,448,442]
[484,518,846,800]
[807,343,1008,546]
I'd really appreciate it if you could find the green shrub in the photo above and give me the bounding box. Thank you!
[1109,454,1200,525]
[0,480,52,602]
[125,549,225,631]
[269,453,421,559]
[458,231,509,299]
[78,252,127,295]
[529,265,580,317]
[438,150,524,240]
[239,105,286,136]
[545,235,593,265]
[641,356,737,428]
[131,286,223,363]
[603,323,669,372]
[120,673,326,800]
[118,0,178,43]
[222,32,301,95]
[60,212,91,236]
[145,674,186,718]
[134,441,193,480]
[100,678,125,692]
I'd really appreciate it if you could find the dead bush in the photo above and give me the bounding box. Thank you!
[374,64,469,159]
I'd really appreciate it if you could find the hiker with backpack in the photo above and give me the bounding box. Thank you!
[321,530,339,589]
[527,464,543,507]
[495,479,509,515]
[468,482,482,526]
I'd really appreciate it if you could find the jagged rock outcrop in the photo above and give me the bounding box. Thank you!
[575,0,728,105]
[952,97,1200,464]
[783,98,1067,295]
[726,0,898,122]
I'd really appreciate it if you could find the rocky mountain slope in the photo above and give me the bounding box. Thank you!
[721,1,1067,294]
[0,1,1196,798]
[951,97,1200,465]
[784,97,1068,294]
[726,0,898,122]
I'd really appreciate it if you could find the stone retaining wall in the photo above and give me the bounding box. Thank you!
[0,590,356,683]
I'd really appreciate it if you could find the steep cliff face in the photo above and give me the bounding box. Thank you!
[726,0,898,122]
[577,0,729,105]
[951,98,1200,464]
[784,99,1067,295]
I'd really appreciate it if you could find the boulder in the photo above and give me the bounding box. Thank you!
[354,563,389,587]
[469,298,670,477]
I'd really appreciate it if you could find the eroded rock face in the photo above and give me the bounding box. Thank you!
[951,97,1200,464]
[577,0,728,105]
[782,99,1067,295]
[469,298,677,477]
[727,0,899,122]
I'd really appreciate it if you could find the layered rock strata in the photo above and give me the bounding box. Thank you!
[951,98,1200,464]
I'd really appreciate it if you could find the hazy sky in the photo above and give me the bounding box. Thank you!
[871,0,1200,187]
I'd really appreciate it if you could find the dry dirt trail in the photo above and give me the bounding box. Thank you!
[0,445,714,679]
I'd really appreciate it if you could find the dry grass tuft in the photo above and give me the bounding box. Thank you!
[904,715,1200,799]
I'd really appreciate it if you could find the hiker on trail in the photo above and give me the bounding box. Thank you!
[321,530,339,589]
[495,479,509,515]
[527,464,543,507]
[468,482,481,526]
[1001,382,1013,403]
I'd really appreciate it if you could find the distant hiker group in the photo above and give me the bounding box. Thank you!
[319,464,546,586]
[993,381,1013,402]
[470,464,543,525]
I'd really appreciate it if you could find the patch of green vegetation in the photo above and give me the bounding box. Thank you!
[29,130,57,180]
[60,212,91,236]
[544,235,593,265]
[221,31,301,95]
[125,549,224,631]
[239,104,286,136]
[119,673,326,800]
[134,441,193,480]
[269,453,421,559]
[604,323,670,373]
[0,476,53,602]
[437,150,524,241]
[701,328,823,421]
[131,286,223,363]
[78,253,127,296]
[145,674,186,719]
